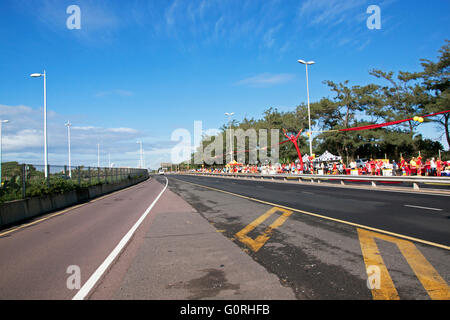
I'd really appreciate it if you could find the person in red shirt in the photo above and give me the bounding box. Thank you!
[362,165,368,175]
[376,160,383,176]
[416,156,423,176]
[425,159,431,176]
[436,158,443,176]
[369,159,376,175]
[400,157,407,176]
[365,161,371,175]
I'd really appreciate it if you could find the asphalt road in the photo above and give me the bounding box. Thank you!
[0,176,296,300]
[165,174,450,300]
[0,174,448,300]
[0,178,165,299]
[171,174,450,247]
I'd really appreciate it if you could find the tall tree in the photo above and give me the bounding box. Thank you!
[368,69,427,154]
[417,40,450,148]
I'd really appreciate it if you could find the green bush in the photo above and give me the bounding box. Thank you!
[0,166,147,204]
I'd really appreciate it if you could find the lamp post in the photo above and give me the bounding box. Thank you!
[30,71,48,178]
[225,112,234,163]
[137,141,143,168]
[65,121,72,178]
[97,143,100,167]
[297,60,315,157]
[0,120,9,185]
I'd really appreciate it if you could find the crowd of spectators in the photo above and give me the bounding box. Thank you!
[191,156,450,177]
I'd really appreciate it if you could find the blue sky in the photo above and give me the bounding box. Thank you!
[0,0,449,169]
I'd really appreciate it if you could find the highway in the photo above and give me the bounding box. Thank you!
[171,174,450,246]
[165,175,450,300]
[0,174,448,300]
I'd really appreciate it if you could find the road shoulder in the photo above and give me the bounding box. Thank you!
[90,177,296,300]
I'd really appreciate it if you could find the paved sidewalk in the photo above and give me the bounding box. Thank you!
[90,179,296,300]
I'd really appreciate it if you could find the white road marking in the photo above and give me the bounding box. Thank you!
[72,176,168,300]
[404,205,443,211]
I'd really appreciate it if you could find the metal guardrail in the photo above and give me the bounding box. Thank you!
[183,172,450,190]
[1,163,148,202]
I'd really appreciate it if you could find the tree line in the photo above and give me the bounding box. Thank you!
[188,41,449,167]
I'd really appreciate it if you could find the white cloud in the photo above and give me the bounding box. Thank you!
[235,73,295,87]
[263,24,283,48]
[0,104,147,167]
[0,104,190,169]
[3,129,42,151]
[298,0,368,27]
[165,0,180,26]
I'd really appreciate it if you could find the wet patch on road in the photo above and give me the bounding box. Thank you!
[166,268,240,299]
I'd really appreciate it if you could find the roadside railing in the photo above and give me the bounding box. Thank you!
[0,163,148,203]
[182,172,450,191]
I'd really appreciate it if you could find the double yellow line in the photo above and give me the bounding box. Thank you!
[176,177,450,300]
[358,228,450,300]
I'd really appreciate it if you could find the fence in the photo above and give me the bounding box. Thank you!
[185,172,450,191]
[0,162,148,203]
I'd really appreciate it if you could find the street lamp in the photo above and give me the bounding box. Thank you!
[65,121,72,178]
[137,141,143,168]
[225,112,234,162]
[97,143,100,167]
[30,71,48,178]
[297,59,315,157]
[0,120,9,185]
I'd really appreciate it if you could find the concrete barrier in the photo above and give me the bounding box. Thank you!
[0,174,149,229]
[0,200,27,226]
[88,185,103,199]
[25,197,43,220]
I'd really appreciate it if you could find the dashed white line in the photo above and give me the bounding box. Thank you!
[404,205,443,211]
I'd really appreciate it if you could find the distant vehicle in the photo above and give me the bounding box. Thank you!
[158,170,165,175]
[355,158,369,168]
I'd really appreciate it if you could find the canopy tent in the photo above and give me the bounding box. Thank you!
[226,160,243,167]
[314,151,342,162]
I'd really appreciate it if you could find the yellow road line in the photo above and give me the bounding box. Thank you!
[397,239,450,300]
[235,207,292,252]
[0,178,152,238]
[357,229,400,300]
[358,228,450,300]
[174,177,450,251]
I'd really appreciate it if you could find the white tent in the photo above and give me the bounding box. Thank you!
[314,151,342,162]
